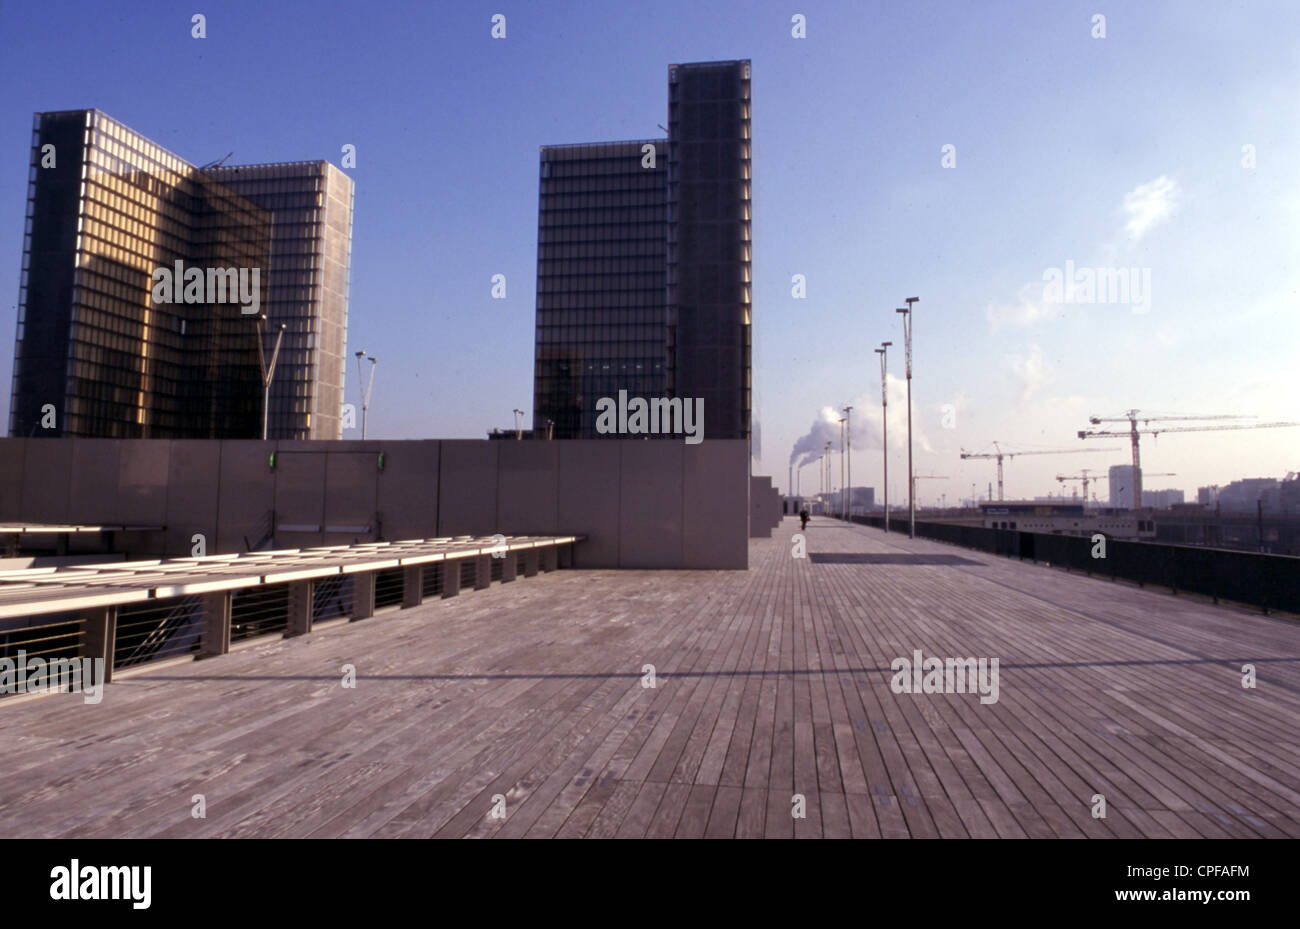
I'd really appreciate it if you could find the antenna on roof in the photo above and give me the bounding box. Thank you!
[198,152,234,170]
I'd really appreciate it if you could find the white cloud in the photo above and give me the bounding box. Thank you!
[1122,175,1181,240]
[988,176,1182,330]
[986,281,1054,329]
[1006,345,1054,405]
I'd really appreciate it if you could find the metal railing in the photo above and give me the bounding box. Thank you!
[373,567,405,610]
[231,584,290,643]
[114,595,202,669]
[0,612,84,696]
[843,515,1299,615]
[0,534,581,696]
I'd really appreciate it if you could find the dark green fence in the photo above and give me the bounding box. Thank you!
[845,515,1300,615]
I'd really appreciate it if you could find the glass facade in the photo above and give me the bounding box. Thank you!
[204,162,354,440]
[531,60,752,441]
[533,141,668,438]
[667,60,752,442]
[9,110,353,439]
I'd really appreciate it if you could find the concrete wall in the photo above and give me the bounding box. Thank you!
[0,438,750,569]
[749,475,781,538]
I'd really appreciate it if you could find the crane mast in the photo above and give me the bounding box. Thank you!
[1078,411,1299,509]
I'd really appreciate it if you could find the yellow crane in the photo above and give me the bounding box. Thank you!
[1078,411,1299,509]
[960,442,1119,501]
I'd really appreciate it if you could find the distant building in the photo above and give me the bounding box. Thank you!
[1141,488,1185,509]
[1217,478,1280,513]
[1197,485,1220,506]
[848,486,874,511]
[978,500,1155,539]
[1281,473,1300,516]
[1109,465,1139,509]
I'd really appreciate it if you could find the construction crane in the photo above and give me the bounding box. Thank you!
[909,474,949,508]
[198,152,235,171]
[1078,410,1300,509]
[960,442,1119,501]
[1055,468,1099,502]
[1057,470,1175,505]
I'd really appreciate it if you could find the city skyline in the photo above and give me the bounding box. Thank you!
[0,1,1296,494]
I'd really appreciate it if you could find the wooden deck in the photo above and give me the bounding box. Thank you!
[2,515,1297,838]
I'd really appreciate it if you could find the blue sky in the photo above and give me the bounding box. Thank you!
[1,0,1296,502]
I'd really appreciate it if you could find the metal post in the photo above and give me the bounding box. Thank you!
[898,298,917,538]
[838,417,846,519]
[258,316,286,441]
[877,342,890,533]
[844,405,853,518]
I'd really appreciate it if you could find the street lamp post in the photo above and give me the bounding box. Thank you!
[257,315,286,441]
[838,417,846,519]
[824,441,833,513]
[844,405,853,519]
[875,342,891,532]
[355,351,378,440]
[896,298,917,538]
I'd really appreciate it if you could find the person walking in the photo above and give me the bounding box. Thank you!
[799,506,810,531]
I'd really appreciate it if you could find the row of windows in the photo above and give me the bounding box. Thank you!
[89,132,188,190]
[539,206,665,227]
[537,273,664,294]
[88,153,202,212]
[538,242,665,261]
[90,114,189,176]
[540,191,665,211]
[541,174,665,195]
[536,325,665,344]
[536,343,667,362]
[210,166,326,186]
[537,307,664,326]
[538,257,664,275]
[537,292,664,310]
[82,181,193,246]
[539,225,665,245]
[83,174,196,240]
[536,364,665,378]
[541,159,662,178]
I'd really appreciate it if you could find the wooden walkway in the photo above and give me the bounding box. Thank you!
[2,516,1297,838]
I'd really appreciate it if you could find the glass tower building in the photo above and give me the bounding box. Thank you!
[534,140,669,439]
[9,109,353,439]
[533,60,752,441]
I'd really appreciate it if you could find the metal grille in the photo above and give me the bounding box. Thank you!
[459,559,477,589]
[230,583,289,642]
[421,563,444,598]
[0,613,83,696]
[114,595,202,670]
[490,558,504,582]
[312,575,354,623]
[374,567,404,609]
[517,552,527,576]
